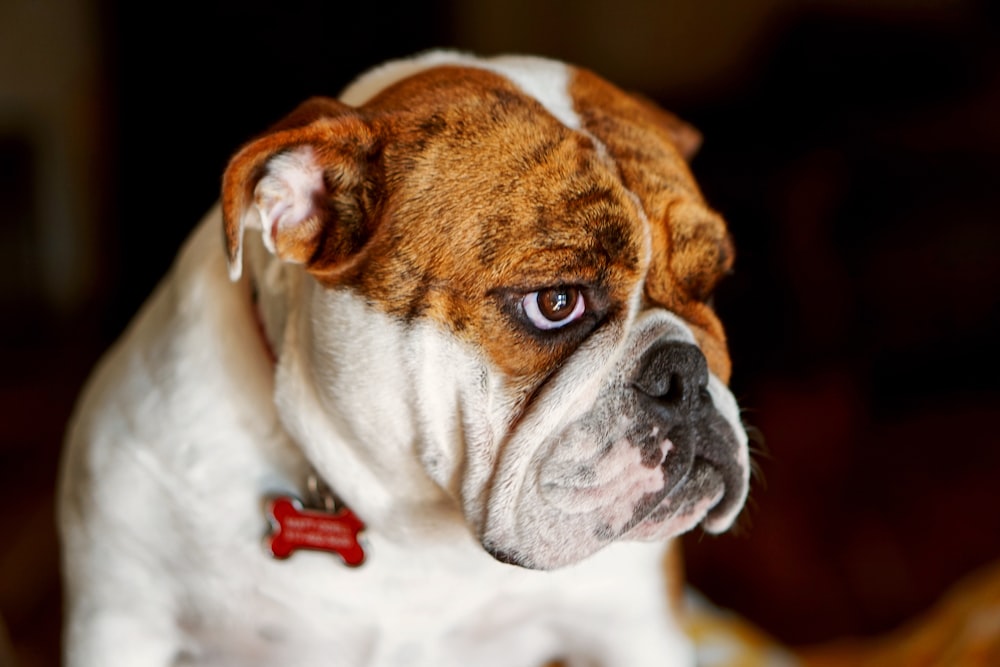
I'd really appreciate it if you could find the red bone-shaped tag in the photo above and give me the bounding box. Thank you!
[265,496,366,566]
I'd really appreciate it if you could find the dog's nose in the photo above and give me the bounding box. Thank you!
[631,341,712,419]
[631,340,712,486]
[631,339,748,532]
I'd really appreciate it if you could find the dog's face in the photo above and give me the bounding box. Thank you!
[222,54,749,569]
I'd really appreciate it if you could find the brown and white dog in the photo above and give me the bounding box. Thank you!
[59,51,749,666]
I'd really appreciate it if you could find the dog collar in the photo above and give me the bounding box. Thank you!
[250,278,367,566]
[249,279,277,366]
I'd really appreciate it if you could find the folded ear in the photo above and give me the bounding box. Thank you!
[650,107,701,162]
[628,91,702,161]
[221,97,380,281]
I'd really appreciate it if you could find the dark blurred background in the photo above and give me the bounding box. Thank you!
[2,1,998,664]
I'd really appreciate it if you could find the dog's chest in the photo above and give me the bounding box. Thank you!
[174,536,685,667]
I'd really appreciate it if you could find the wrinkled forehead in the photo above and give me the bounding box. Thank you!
[322,55,730,381]
[351,55,651,254]
[345,63,650,307]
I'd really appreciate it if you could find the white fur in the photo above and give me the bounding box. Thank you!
[60,210,696,666]
[60,53,748,667]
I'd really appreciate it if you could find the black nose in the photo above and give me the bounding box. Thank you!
[631,340,746,528]
[632,341,711,419]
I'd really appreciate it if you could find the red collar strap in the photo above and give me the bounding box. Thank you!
[250,280,277,367]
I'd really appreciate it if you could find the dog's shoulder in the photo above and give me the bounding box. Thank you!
[60,208,281,525]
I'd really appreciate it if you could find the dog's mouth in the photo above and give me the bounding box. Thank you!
[620,458,729,541]
[481,414,747,570]
[540,439,739,544]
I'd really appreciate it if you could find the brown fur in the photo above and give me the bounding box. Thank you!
[570,69,734,382]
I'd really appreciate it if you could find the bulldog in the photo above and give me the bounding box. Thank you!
[59,51,750,667]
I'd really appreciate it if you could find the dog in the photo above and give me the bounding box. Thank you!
[59,51,750,667]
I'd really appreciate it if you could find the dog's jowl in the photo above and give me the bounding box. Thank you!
[59,51,749,667]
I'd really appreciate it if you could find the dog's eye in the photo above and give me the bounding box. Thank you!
[522,287,585,329]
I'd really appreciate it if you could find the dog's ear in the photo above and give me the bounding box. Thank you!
[221,97,381,281]
[651,108,701,162]
[628,91,702,161]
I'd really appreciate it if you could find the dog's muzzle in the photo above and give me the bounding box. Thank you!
[480,332,749,570]
[629,340,747,532]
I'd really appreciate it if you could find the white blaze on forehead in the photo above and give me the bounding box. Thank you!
[475,55,581,130]
[339,51,582,131]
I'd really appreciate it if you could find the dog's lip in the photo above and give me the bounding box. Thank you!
[538,454,733,536]
[700,482,744,533]
[624,459,727,539]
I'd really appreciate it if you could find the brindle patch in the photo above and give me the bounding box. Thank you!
[324,67,648,380]
[224,64,733,383]
[569,68,735,381]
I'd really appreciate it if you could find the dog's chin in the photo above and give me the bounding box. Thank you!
[481,463,736,571]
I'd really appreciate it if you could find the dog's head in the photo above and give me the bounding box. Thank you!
[221,53,749,570]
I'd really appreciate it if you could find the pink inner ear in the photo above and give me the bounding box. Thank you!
[253,146,325,256]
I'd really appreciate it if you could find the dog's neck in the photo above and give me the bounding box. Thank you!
[239,232,466,543]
